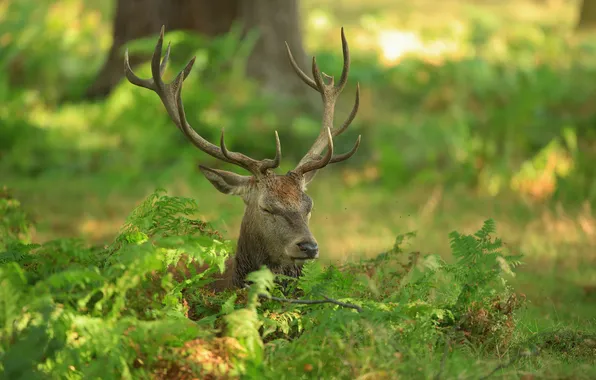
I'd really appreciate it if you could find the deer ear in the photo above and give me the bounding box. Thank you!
[199,165,252,196]
[303,170,318,186]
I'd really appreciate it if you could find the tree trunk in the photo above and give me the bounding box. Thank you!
[84,0,310,103]
[239,0,311,103]
[577,0,596,30]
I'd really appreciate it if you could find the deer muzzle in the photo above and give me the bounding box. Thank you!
[296,240,319,259]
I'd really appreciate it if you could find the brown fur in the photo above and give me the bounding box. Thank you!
[267,175,303,205]
[189,170,316,292]
[124,26,361,294]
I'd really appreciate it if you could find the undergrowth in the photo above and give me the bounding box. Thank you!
[0,187,587,379]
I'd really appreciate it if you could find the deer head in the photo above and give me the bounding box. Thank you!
[124,27,360,288]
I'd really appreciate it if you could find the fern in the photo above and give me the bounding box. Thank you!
[0,187,33,251]
[0,188,527,379]
[0,189,237,378]
[224,267,275,369]
[446,218,523,309]
[113,187,221,242]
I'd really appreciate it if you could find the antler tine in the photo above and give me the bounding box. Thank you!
[219,129,282,174]
[124,49,153,90]
[150,26,166,92]
[294,128,334,175]
[124,26,171,91]
[288,27,361,176]
[219,130,252,171]
[334,83,360,137]
[329,135,361,164]
[259,131,282,172]
[285,42,318,91]
[171,74,233,162]
[160,42,171,77]
[125,26,281,177]
[336,27,350,93]
[311,56,326,94]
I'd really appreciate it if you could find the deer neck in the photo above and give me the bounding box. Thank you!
[232,219,302,288]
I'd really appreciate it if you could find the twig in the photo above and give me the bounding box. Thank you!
[258,293,363,313]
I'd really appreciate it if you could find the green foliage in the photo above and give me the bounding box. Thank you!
[0,3,313,178]
[0,0,109,102]
[223,268,275,372]
[447,218,522,305]
[2,186,594,378]
[251,222,527,378]
[0,189,234,378]
[0,187,33,251]
[4,0,596,205]
[3,0,596,377]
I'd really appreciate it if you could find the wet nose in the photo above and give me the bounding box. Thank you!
[297,241,319,258]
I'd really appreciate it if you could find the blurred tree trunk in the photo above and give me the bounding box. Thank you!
[577,0,596,30]
[240,0,309,99]
[84,0,310,103]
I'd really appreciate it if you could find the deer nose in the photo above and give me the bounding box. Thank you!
[297,241,319,258]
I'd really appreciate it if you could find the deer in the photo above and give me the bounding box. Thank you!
[124,26,361,292]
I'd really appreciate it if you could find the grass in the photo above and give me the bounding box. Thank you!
[8,170,596,318]
[2,0,596,377]
[5,172,596,377]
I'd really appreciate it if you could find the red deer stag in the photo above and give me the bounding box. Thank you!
[124,27,360,291]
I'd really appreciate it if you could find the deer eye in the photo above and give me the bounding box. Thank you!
[260,207,274,215]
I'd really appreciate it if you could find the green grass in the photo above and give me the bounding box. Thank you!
[3,181,595,378]
[2,0,596,377]
[5,170,596,378]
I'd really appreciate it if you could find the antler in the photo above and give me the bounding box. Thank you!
[286,27,361,176]
[124,26,281,176]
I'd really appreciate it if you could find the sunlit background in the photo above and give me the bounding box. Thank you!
[2,0,596,330]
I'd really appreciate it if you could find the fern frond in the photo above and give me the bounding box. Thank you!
[475,218,497,240]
